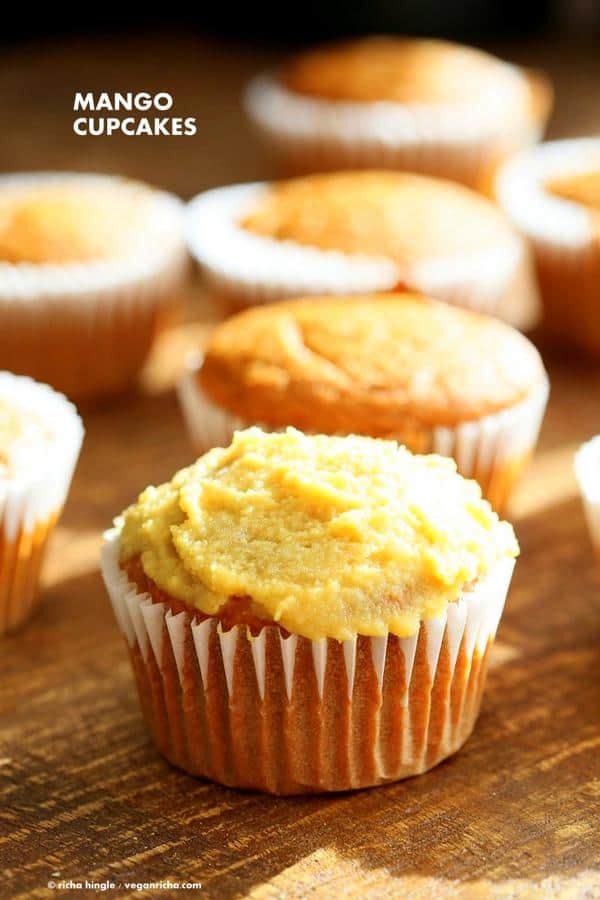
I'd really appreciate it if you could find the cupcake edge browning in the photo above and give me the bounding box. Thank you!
[199,294,546,433]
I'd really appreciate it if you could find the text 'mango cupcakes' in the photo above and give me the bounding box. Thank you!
[244,37,552,190]
[101,427,519,794]
[186,170,540,329]
[178,294,548,513]
[0,372,83,634]
[497,138,600,356]
[0,173,188,400]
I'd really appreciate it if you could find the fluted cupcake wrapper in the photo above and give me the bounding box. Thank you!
[0,373,84,634]
[101,529,514,794]
[574,437,600,571]
[0,173,189,400]
[185,182,540,330]
[177,357,549,514]
[496,138,600,355]
[243,73,547,192]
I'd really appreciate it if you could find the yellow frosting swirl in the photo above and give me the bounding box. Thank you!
[119,428,518,640]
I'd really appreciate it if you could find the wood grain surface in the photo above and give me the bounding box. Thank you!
[0,31,599,900]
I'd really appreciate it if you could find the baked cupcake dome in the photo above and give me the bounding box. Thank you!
[496,138,600,357]
[102,427,518,794]
[186,170,540,329]
[178,293,549,513]
[244,37,552,190]
[0,371,83,634]
[0,172,188,401]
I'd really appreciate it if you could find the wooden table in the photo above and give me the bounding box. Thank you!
[1,31,599,900]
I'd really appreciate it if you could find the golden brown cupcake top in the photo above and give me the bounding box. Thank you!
[241,171,516,263]
[200,293,545,435]
[0,184,146,264]
[281,37,529,112]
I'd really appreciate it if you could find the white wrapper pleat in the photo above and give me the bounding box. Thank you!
[574,436,600,551]
[101,528,514,793]
[185,181,539,329]
[243,73,544,189]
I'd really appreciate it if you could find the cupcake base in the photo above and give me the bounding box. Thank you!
[0,292,176,402]
[102,531,514,795]
[534,241,600,357]
[0,513,57,634]
[0,372,84,635]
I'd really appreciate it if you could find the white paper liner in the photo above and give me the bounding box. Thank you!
[243,73,543,188]
[574,436,600,549]
[0,372,84,538]
[0,172,187,300]
[0,373,84,633]
[0,173,189,397]
[497,139,600,350]
[101,527,514,792]
[185,181,539,329]
[177,355,549,508]
[496,138,600,250]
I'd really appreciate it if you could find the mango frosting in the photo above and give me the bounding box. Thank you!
[119,427,518,641]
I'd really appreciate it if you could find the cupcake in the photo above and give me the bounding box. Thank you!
[574,437,600,571]
[186,170,540,329]
[0,172,188,400]
[101,427,519,794]
[244,37,552,190]
[178,293,548,513]
[496,138,600,356]
[0,371,83,634]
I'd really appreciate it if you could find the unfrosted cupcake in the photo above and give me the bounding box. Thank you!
[497,138,600,356]
[178,293,548,513]
[186,170,539,329]
[102,427,519,794]
[244,37,552,190]
[0,371,83,634]
[0,173,188,400]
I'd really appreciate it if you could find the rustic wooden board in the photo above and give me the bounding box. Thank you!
[0,32,599,900]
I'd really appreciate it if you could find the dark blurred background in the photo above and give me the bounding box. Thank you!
[0,4,598,200]
[1,1,599,43]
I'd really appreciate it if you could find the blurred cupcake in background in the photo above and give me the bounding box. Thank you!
[0,371,83,634]
[178,293,549,513]
[244,37,552,190]
[0,173,188,401]
[497,138,600,357]
[574,436,600,572]
[102,427,519,794]
[186,170,540,329]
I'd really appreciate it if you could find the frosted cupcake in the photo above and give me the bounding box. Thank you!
[102,427,519,794]
[186,170,539,329]
[244,37,551,190]
[0,372,83,634]
[0,173,188,400]
[497,138,600,356]
[178,293,548,513]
